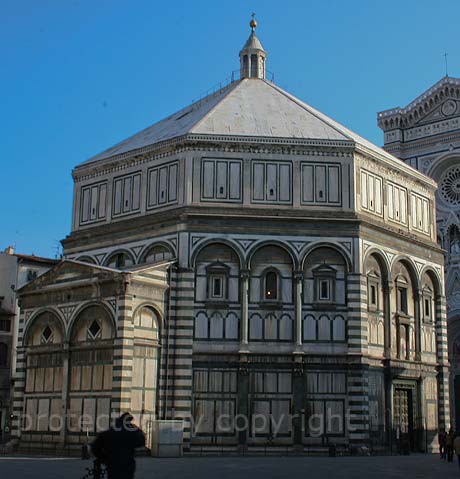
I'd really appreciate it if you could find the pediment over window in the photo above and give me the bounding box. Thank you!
[312,263,337,275]
[205,261,230,273]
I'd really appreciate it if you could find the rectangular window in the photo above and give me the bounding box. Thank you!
[147,162,179,209]
[208,272,227,300]
[80,181,108,225]
[112,172,142,217]
[201,159,242,202]
[368,280,379,310]
[411,192,430,235]
[0,319,11,332]
[370,285,377,306]
[397,287,408,314]
[252,161,292,204]
[387,182,408,225]
[301,162,342,206]
[212,276,223,298]
[320,280,330,300]
[360,169,383,215]
[424,297,432,321]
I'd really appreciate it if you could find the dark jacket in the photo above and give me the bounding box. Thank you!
[91,421,145,479]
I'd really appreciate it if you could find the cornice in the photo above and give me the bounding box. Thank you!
[355,152,436,193]
[73,135,356,182]
[385,131,460,159]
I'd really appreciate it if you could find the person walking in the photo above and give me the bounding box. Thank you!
[91,413,146,479]
[439,428,447,460]
[447,428,455,463]
[454,432,460,472]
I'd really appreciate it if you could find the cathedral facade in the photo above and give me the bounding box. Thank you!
[11,23,449,453]
[378,76,460,429]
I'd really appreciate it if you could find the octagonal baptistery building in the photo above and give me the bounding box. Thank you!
[13,23,449,453]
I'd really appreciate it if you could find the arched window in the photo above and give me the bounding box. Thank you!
[141,244,173,264]
[264,271,278,300]
[105,251,133,269]
[135,306,160,342]
[0,342,7,367]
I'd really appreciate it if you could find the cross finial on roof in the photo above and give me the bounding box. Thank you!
[444,52,449,77]
[250,13,257,32]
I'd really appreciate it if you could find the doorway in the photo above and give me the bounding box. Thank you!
[393,387,415,450]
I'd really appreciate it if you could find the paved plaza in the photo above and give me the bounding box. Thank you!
[0,455,459,479]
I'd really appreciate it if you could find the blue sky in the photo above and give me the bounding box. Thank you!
[1,0,459,257]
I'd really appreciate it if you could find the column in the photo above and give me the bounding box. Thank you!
[346,273,370,445]
[435,293,451,430]
[60,344,70,444]
[237,361,249,449]
[292,360,304,447]
[161,267,195,449]
[240,270,249,351]
[10,309,27,444]
[111,284,134,419]
[384,368,393,448]
[414,288,422,361]
[294,271,303,348]
[383,281,392,359]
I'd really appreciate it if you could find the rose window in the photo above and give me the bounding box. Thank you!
[440,166,460,205]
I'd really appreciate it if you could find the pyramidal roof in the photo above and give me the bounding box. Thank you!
[241,31,265,51]
[79,77,402,167]
[76,20,432,185]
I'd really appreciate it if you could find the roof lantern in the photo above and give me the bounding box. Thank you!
[239,14,267,79]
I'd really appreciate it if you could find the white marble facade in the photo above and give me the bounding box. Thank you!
[11,23,449,453]
[379,76,460,429]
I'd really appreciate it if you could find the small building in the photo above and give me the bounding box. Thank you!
[0,247,57,443]
[12,20,449,453]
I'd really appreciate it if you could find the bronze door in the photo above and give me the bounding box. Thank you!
[394,387,414,449]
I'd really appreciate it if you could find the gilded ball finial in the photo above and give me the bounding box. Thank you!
[250,13,257,31]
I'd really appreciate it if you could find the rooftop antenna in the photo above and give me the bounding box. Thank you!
[444,52,449,77]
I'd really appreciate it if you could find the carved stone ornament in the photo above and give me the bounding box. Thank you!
[442,100,457,117]
[440,165,460,205]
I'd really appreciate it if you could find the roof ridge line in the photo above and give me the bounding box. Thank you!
[263,80,353,141]
[189,80,242,133]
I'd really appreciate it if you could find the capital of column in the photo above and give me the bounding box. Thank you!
[383,281,393,293]
[240,269,250,280]
[293,270,304,282]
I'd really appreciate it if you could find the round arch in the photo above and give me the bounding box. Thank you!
[420,265,443,297]
[23,308,66,347]
[363,248,391,283]
[426,151,460,181]
[66,301,116,343]
[191,239,244,269]
[300,242,352,272]
[75,256,96,264]
[390,255,421,290]
[132,302,164,330]
[138,241,175,264]
[247,240,298,270]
